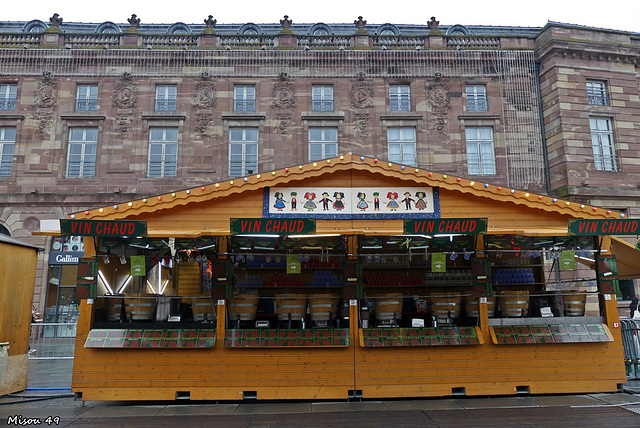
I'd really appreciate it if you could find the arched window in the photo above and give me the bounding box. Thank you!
[238,23,262,35]
[376,24,400,36]
[309,23,333,36]
[95,22,121,34]
[446,25,470,36]
[168,22,191,34]
[22,20,47,33]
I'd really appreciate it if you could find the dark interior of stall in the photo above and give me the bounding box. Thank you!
[90,233,604,331]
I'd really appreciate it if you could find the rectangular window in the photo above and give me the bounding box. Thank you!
[155,85,177,112]
[0,84,17,111]
[586,80,608,106]
[389,85,411,112]
[229,128,258,177]
[387,127,416,166]
[0,127,16,177]
[590,117,617,171]
[75,84,98,112]
[234,85,256,112]
[312,86,334,112]
[66,128,98,178]
[465,127,496,175]
[148,128,178,177]
[309,128,338,161]
[466,85,488,111]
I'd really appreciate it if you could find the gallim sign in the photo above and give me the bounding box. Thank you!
[48,251,85,265]
[60,219,147,237]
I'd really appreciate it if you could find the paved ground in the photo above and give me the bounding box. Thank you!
[0,360,638,427]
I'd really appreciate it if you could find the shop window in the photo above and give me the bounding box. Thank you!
[465,127,496,175]
[466,84,487,111]
[66,128,98,178]
[155,85,177,112]
[0,127,16,177]
[148,127,178,177]
[75,84,98,112]
[229,127,258,177]
[312,85,333,112]
[589,117,617,171]
[0,84,17,111]
[389,84,410,112]
[45,236,84,325]
[234,85,256,112]
[586,80,608,106]
[387,127,416,166]
[309,127,338,161]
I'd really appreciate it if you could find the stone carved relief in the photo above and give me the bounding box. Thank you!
[113,73,137,137]
[113,73,137,109]
[23,217,40,233]
[350,73,373,137]
[32,71,57,139]
[426,72,451,135]
[272,73,296,138]
[192,72,217,138]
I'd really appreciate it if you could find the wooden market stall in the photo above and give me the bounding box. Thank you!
[0,234,40,396]
[67,154,630,401]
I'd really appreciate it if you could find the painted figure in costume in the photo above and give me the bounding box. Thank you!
[333,192,345,210]
[303,192,317,211]
[415,191,428,210]
[273,192,286,211]
[356,192,368,210]
[386,192,399,211]
[373,191,380,210]
[401,191,415,210]
[320,192,332,210]
[290,191,298,211]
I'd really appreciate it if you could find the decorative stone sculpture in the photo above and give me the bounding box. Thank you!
[127,14,141,29]
[280,15,292,32]
[49,14,63,27]
[428,17,439,30]
[354,16,367,31]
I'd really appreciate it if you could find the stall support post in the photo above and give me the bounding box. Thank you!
[216,299,226,342]
[349,299,359,346]
[75,299,94,338]
[479,298,490,338]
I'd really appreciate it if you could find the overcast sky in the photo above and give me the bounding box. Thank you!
[2,0,638,33]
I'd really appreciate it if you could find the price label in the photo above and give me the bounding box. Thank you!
[217,299,225,306]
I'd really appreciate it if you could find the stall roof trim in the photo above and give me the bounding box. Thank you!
[71,154,623,221]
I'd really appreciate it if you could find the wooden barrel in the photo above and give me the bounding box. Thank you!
[309,294,338,322]
[190,295,216,321]
[275,294,308,321]
[463,296,496,318]
[431,292,462,318]
[228,294,259,321]
[124,294,156,321]
[498,291,529,317]
[564,291,587,317]
[374,293,404,321]
[104,296,124,321]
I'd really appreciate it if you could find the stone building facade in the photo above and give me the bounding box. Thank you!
[0,14,638,317]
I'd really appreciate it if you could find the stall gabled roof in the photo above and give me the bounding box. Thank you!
[72,154,622,222]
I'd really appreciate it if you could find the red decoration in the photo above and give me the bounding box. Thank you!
[84,210,90,215]
[374,158,378,163]
[538,196,543,200]
[285,168,289,172]
[428,172,432,177]
[456,177,461,182]
[497,187,502,191]
[157,196,162,201]
[201,186,206,191]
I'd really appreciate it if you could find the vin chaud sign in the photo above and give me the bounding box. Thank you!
[60,219,147,237]
[230,218,316,235]
[568,219,640,236]
[403,218,488,235]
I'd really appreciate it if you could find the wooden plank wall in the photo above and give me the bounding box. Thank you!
[0,242,38,395]
[72,299,626,401]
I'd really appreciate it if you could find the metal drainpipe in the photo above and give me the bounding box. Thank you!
[535,62,552,195]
